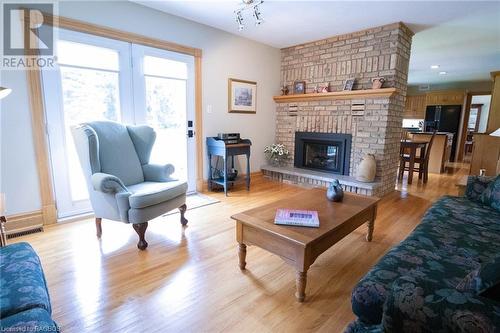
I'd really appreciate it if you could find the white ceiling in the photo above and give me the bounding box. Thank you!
[134,1,500,85]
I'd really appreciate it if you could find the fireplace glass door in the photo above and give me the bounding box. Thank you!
[304,142,340,172]
[294,132,351,175]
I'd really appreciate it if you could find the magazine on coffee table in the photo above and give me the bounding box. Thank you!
[274,209,319,228]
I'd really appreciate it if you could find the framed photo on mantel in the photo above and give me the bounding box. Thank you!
[228,78,257,114]
[343,78,356,91]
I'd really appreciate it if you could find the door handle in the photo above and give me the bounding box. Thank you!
[187,130,194,138]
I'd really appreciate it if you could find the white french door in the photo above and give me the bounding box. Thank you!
[131,45,196,194]
[42,29,196,219]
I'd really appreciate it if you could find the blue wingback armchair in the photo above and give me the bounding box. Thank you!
[71,120,188,250]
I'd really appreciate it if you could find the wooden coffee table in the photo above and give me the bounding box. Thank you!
[231,188,379,302]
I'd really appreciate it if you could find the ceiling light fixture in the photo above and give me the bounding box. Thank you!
[430,65,440,69]
[439,71,447,75]
[234,0,264,31]
[253,5,263,26]
[236,11,244,31]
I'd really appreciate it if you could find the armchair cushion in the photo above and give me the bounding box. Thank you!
[142,164,175,182]
[91,173,128,194]
[127,181,188,209]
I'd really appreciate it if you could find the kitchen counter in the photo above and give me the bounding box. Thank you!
[409,132,454,173]
[413,132,453,136]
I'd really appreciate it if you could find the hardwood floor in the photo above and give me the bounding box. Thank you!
[13,165,468,333]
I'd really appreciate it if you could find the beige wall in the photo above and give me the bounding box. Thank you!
[0,1,280,215]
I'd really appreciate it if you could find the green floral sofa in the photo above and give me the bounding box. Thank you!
[0,242,59,331]
[347,175,500,332]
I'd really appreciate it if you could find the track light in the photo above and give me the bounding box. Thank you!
[234,0,264,31]
[253,5,263,26]
[236,11,244,31]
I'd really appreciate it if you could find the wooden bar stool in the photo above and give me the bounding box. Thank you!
[398,131,436,184]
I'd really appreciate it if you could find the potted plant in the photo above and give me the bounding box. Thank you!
[264,143,289,166]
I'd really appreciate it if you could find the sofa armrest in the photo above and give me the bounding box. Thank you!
[91,173,128,194]
[382,276,500,332]
[465,175,496,201]
[142,164,175,182]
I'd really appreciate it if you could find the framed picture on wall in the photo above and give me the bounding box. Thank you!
[228,78,257,113]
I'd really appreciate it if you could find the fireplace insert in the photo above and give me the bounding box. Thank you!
[294,132,351,175]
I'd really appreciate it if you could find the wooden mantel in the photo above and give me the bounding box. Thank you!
[273,88,397,103]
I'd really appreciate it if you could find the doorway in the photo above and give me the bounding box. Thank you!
[42,29,196,219]
[459,93,492,162]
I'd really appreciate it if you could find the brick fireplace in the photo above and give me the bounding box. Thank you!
[273,22,413,196]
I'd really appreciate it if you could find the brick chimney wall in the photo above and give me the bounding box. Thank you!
[275,22,413,196]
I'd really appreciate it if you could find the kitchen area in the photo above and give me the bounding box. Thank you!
[402,90,466,174]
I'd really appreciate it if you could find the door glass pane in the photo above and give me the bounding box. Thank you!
[58,40,119,71]
[144,55,187,79]
[145,76,187,181]
[59,54,121,202]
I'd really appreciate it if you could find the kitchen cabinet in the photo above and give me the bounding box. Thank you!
[405,90,465,119]
[425,90,465,106]
[404,95,426,118]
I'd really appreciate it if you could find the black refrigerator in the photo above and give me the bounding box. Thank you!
[424,105,461,162]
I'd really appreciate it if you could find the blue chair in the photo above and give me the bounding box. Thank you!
[72,120,188,250]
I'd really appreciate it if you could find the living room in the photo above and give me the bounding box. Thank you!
[1,1,500,332]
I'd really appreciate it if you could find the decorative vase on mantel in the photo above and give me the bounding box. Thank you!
[356,154,376,182]
[371,77,385,89]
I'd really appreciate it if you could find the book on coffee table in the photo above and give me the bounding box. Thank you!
[274,209,319,228]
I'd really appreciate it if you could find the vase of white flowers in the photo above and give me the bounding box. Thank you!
[264,143,289,166]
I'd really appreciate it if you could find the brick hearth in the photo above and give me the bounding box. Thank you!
[274,22,413,196]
